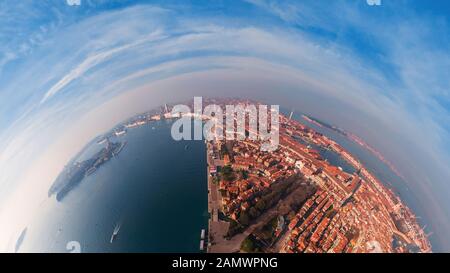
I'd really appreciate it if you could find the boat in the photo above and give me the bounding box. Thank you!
[110,223,121,243]
[114,129,126,137]
[97,138,107,145]
[200,229,205,240]
[113,141,127,156]
[85,166,96,176]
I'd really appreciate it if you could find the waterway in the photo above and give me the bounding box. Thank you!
[19,120,208,252]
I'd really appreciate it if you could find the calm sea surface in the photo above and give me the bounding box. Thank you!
[21,120,208,252]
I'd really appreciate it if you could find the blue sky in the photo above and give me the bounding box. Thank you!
[0,0,449,251]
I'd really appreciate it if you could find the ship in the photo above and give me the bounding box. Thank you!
[85,166,96,176]
[113,141,127,156]
[114,129,126,137]
[97,138,107,145]
[200,229,205,240]
[110,223,121,243]
[199,229,206,251]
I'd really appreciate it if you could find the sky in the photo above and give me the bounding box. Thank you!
[0,0,449,252]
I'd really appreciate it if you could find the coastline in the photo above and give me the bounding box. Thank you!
[206,141,234,253]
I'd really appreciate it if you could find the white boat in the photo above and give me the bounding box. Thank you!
[97,138,107,145]
[115,130,126,137]
[200,229,205,239]
[113,142,127,156]
[110,223,121,243]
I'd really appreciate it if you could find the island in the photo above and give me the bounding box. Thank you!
[48,139,126,201]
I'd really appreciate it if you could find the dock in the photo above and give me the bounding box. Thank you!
[206,142,234,253]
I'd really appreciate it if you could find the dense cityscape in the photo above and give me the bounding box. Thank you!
[202,99,431,253]
[49,98,431,253]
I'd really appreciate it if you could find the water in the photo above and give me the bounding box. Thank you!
[293,135,356,174]
[21,120,208,253]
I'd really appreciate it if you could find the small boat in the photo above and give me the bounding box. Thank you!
[184,144,190,150]
[110,223,121,243]
[97,138,107,145]
[114,129,126,137]
[113,141,127,156]
[200,229,205,240]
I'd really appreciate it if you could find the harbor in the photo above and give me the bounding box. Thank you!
[32,118,209,252]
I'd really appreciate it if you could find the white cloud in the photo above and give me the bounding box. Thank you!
[40,30,165,104]
[40,45,127,104]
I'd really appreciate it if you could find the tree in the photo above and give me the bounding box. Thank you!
[221,165,235,181]
[227,220,242,237]
[241,237,255,252]
[255,199,266,212]
[249,207,260,219]
[241,169,249,179]
[239,211,250,226]
[213,176,220,184]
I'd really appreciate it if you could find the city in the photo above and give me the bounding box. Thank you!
[203,99,431,253]
[49,99,431,253]
[87,98,432,253]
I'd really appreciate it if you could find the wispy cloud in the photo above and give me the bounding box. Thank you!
[40,30,165,104]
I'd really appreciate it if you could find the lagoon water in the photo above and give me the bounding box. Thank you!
[20,120,208,252]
